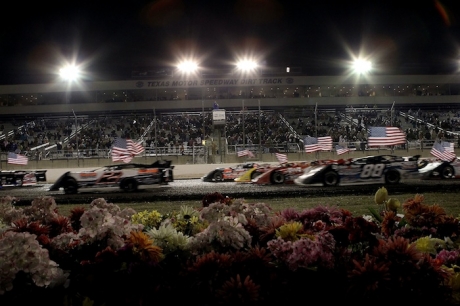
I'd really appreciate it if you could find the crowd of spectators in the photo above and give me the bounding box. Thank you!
[1,104,459,158]
[286,104,460,150]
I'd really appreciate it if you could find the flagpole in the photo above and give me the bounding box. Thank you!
[314,103,319,160]
[258,99,261,160]
[201,100,205,163]
[391,101,395,126]
[154,108,157,158]
[314,102,318,138]
[390,101,395,153]
[202,100,205,141]
[72,109,79,167]
[242,99,245,151]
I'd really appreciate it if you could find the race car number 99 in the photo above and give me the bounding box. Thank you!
[360,164,385,178]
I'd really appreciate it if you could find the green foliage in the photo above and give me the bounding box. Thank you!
[367,206,383,223]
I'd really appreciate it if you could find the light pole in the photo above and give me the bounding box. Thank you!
[235,59,258,154]
[59,64,81,165]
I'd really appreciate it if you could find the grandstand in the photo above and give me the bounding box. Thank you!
[1,73,460,115]
[0,71,459,164]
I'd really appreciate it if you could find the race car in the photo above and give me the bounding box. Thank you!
[248,161,312,185]
[202,162,268,182]
[48,160,174,194]
[0,170,47,188]
[418,157,460,179]
[294,155,421,187]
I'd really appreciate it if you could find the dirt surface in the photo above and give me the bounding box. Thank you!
[4,177,460,206]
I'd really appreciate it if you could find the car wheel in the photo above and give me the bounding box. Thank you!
[213,172,223,182]
[250,171,260,180]
[64,179,78,194]
[122,179,138,192]
[323,171,339,186]
[271,171,285,184]
[441,165,454,179]
[15,178,23,186]
[385,170,400,184]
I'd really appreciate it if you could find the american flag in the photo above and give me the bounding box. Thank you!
[304,136,321,153]
[367,127,406,147]
[111,138,145,163]
[431,142,456,161]
[441,141,455,153]
[318,136,333,151]
[336,145,351,155]
[304,136,332,153]
[237,149,254,158]
[275,152,288,163]
[7,152,28,165]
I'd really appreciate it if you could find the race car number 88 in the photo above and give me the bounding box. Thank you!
[360,164,385,178]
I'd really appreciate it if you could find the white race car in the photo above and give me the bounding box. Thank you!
[48,160,174,194]
[294,154,421,187]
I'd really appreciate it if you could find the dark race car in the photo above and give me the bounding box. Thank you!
[0,170,47,188]
[48,160,174,194]
[418,157,460,180]
[294,155,421,187]
[202,162,268,182]
[248,161,312,185]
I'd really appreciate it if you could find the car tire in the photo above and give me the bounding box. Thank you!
[271,171,285,184]
[63,179,78,194]
[213,172,223,182]
[441,165,454,179]
[323,171,339,186]
[121,179,138,192]
[385,170,400,184]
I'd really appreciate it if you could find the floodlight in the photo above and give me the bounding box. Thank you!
[236,60,258,71]
[59,65,81,81]
[177,61,198,73]
[352,59,372,74]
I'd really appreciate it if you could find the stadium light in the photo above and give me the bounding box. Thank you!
[59,64,81,82]
[352,59,372,74]
[236,60,258,72]
[176,61,199,74]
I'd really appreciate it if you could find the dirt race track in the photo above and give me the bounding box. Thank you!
[2,175,459,206]
[2,161,460,206]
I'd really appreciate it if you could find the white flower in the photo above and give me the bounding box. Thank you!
[50,232,80,251]
[362,214,374,222]
[0,232,65,293]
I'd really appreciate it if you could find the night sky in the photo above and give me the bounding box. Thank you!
[1,0,460,84]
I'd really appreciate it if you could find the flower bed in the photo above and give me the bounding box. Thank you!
[1,190,460,306]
